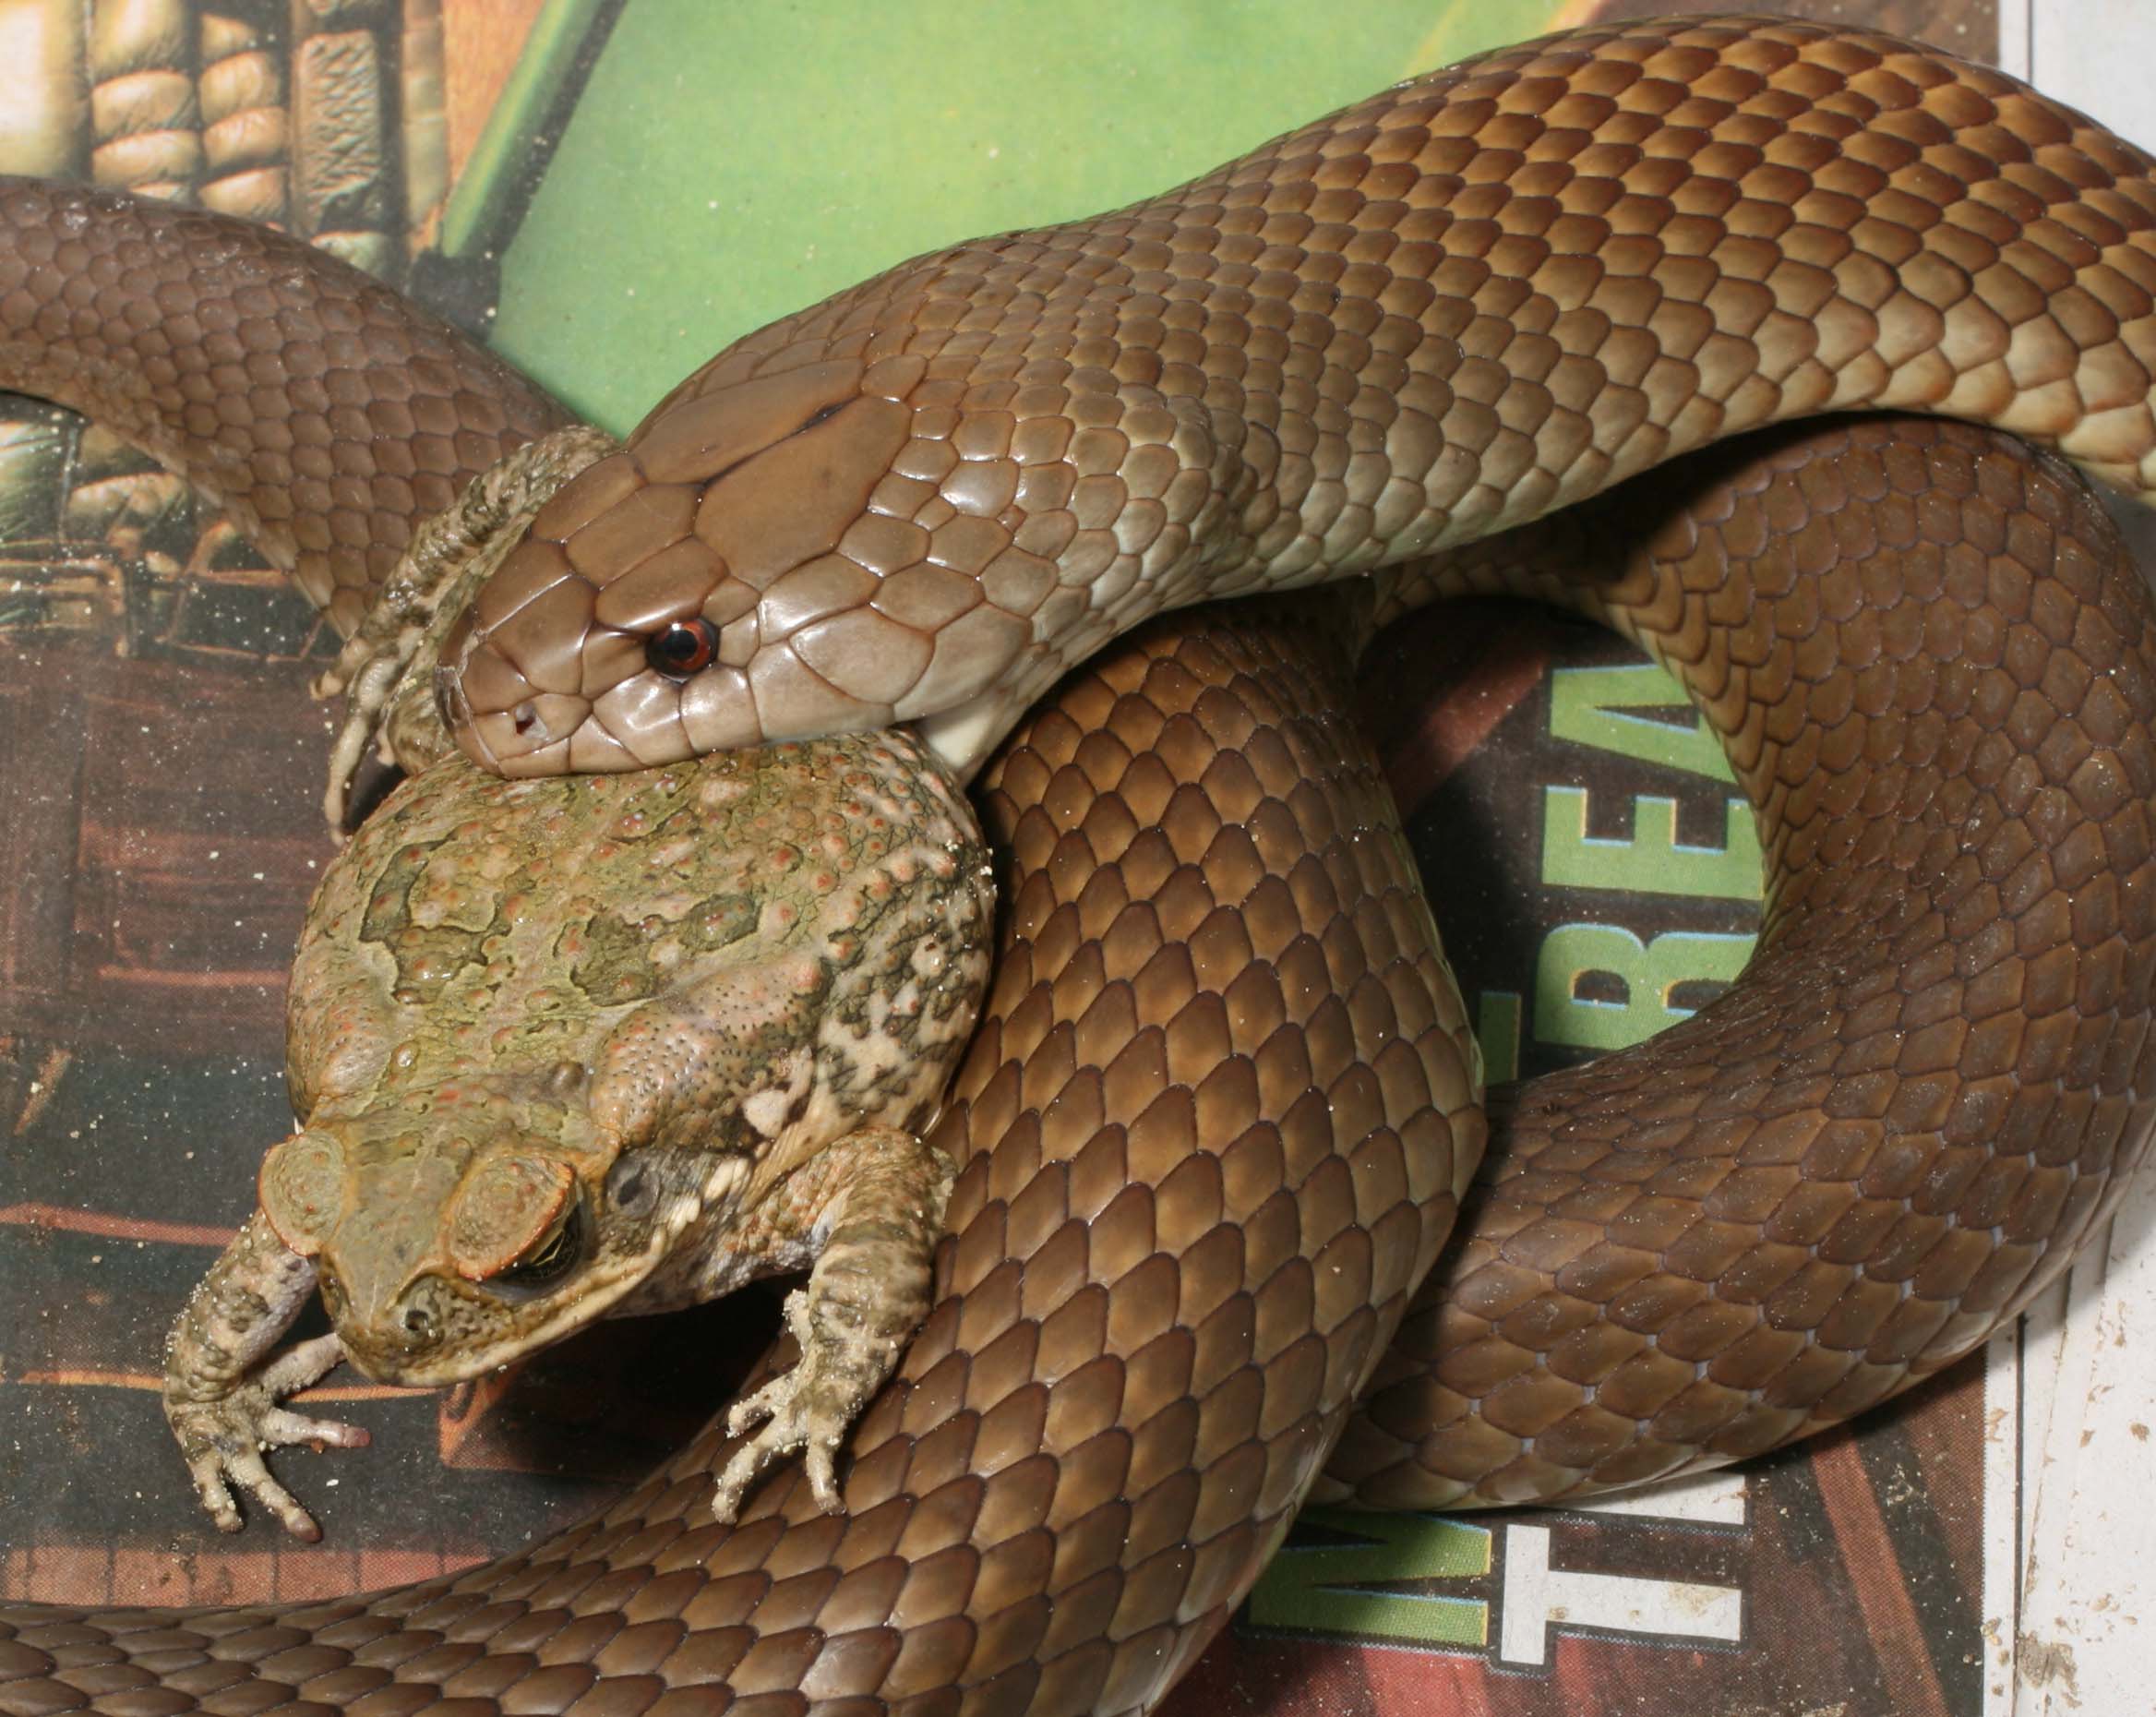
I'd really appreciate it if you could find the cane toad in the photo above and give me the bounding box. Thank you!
[162,729,992,1539]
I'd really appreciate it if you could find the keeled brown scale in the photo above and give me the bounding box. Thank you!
[6,16,2156,1717]
[440,16,2156,780]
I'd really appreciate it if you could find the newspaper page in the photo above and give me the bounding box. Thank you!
[0,4,2150,1714]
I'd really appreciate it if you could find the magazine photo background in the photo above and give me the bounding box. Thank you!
[2,4,2151,1714]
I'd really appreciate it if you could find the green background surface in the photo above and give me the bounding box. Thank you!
[485,0,1562,429]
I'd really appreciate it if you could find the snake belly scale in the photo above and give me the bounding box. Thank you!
[0,15,2153,1717]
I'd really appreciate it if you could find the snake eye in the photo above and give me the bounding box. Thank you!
[647,617,719,678]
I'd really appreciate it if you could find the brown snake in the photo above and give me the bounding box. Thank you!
[4,15,2156,1716]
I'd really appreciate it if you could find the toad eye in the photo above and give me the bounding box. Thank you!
[490,1194,588,1295]
[647,617,719,678]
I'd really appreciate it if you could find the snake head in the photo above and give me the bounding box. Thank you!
[437,350,1047,778]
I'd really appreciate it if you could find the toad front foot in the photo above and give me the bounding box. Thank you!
[713,1286,901,1519]
[707,1125,956,1521]
[164,1332,370,1540]
[164,1209,373,1539]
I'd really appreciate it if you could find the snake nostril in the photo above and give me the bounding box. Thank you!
[512,702,539,736]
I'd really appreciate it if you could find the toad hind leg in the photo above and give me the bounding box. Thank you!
[711,1124,954,1521]
[163,1209,370,1540]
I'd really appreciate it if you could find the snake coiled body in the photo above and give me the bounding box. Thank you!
[4,16,2156,1717]
[1331,414,2156,1507]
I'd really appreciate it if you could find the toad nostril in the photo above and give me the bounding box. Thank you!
[401,1303,438,1342]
